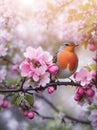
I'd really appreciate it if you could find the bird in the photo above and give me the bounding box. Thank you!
[54,42,78,79]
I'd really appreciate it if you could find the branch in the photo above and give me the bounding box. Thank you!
[37,113,55,120]
[0,80,80,93]
[34,93,90,125]
[0,78,90,125]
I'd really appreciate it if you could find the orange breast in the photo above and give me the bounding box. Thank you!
[57,50,78,71]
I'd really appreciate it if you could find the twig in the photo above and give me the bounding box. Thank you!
[37,113,55,120]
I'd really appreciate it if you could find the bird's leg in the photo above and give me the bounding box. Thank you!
[50,74,59,83]
[68,78,74,83]
[50,74,56,82]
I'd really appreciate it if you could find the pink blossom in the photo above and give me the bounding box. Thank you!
[39,51,53,65]
[0,44,8,56]
[88,42,97,51]
[32,66,50,86]
[19,58,34,78]
[88,110,97,130]
[33,66,47,82]
[24,46,36,60]
[38,72,50,86]
[24,46,52,65]
[20,46,53,87]
[74,68,93,86]
[33,70,50,86]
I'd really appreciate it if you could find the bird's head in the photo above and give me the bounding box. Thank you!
[62,42,78,52]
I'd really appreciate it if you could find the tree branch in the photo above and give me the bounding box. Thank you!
[0,79,90,124]
[0,80,80,93]
[34,93,90,125]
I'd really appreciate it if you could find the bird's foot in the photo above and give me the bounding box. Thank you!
[68,78,74,83]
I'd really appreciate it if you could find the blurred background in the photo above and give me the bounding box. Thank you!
[0,0,95,130]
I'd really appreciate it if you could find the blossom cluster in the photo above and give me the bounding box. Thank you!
[73,64,97,130]
[19,46,59,87]
[74,68,96,102]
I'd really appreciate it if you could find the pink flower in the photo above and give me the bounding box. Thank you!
[38,72,50,86]
[88,110,97,130]
[33,66,47,82]
[33,66,50,86]
[19,58,34,78]
[24,46,53,65]
[39,51,53,65]
[74,68,93,86]
[24,46,39,60]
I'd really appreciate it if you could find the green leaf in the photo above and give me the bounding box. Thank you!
[90,63,96,71]
[15,76,22,85]
[16,96,24,106]
[24,94,34,106]
[11,95,18,104]
[84,66,91,71]
[3,76,22,85]
[4,78,16,85]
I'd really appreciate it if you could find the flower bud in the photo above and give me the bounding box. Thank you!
[92,55,97,61]
[86,89,95,97]
[27,112,35,119]
[48,63,59,74]
[23,111,29,116]
[89,43,97,51]
[74,94,81,101]
[76,87,85,96]
[90,70,96,77]
[48,86,55,94]
[2,100,9,108]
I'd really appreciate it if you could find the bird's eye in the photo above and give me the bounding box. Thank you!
[65,44,69,46]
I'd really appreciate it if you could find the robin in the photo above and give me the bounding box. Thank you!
[54,42,78,79]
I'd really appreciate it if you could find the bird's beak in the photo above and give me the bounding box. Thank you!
[75,44,79,47]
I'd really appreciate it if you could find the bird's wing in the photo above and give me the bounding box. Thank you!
[53,52,57,63]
